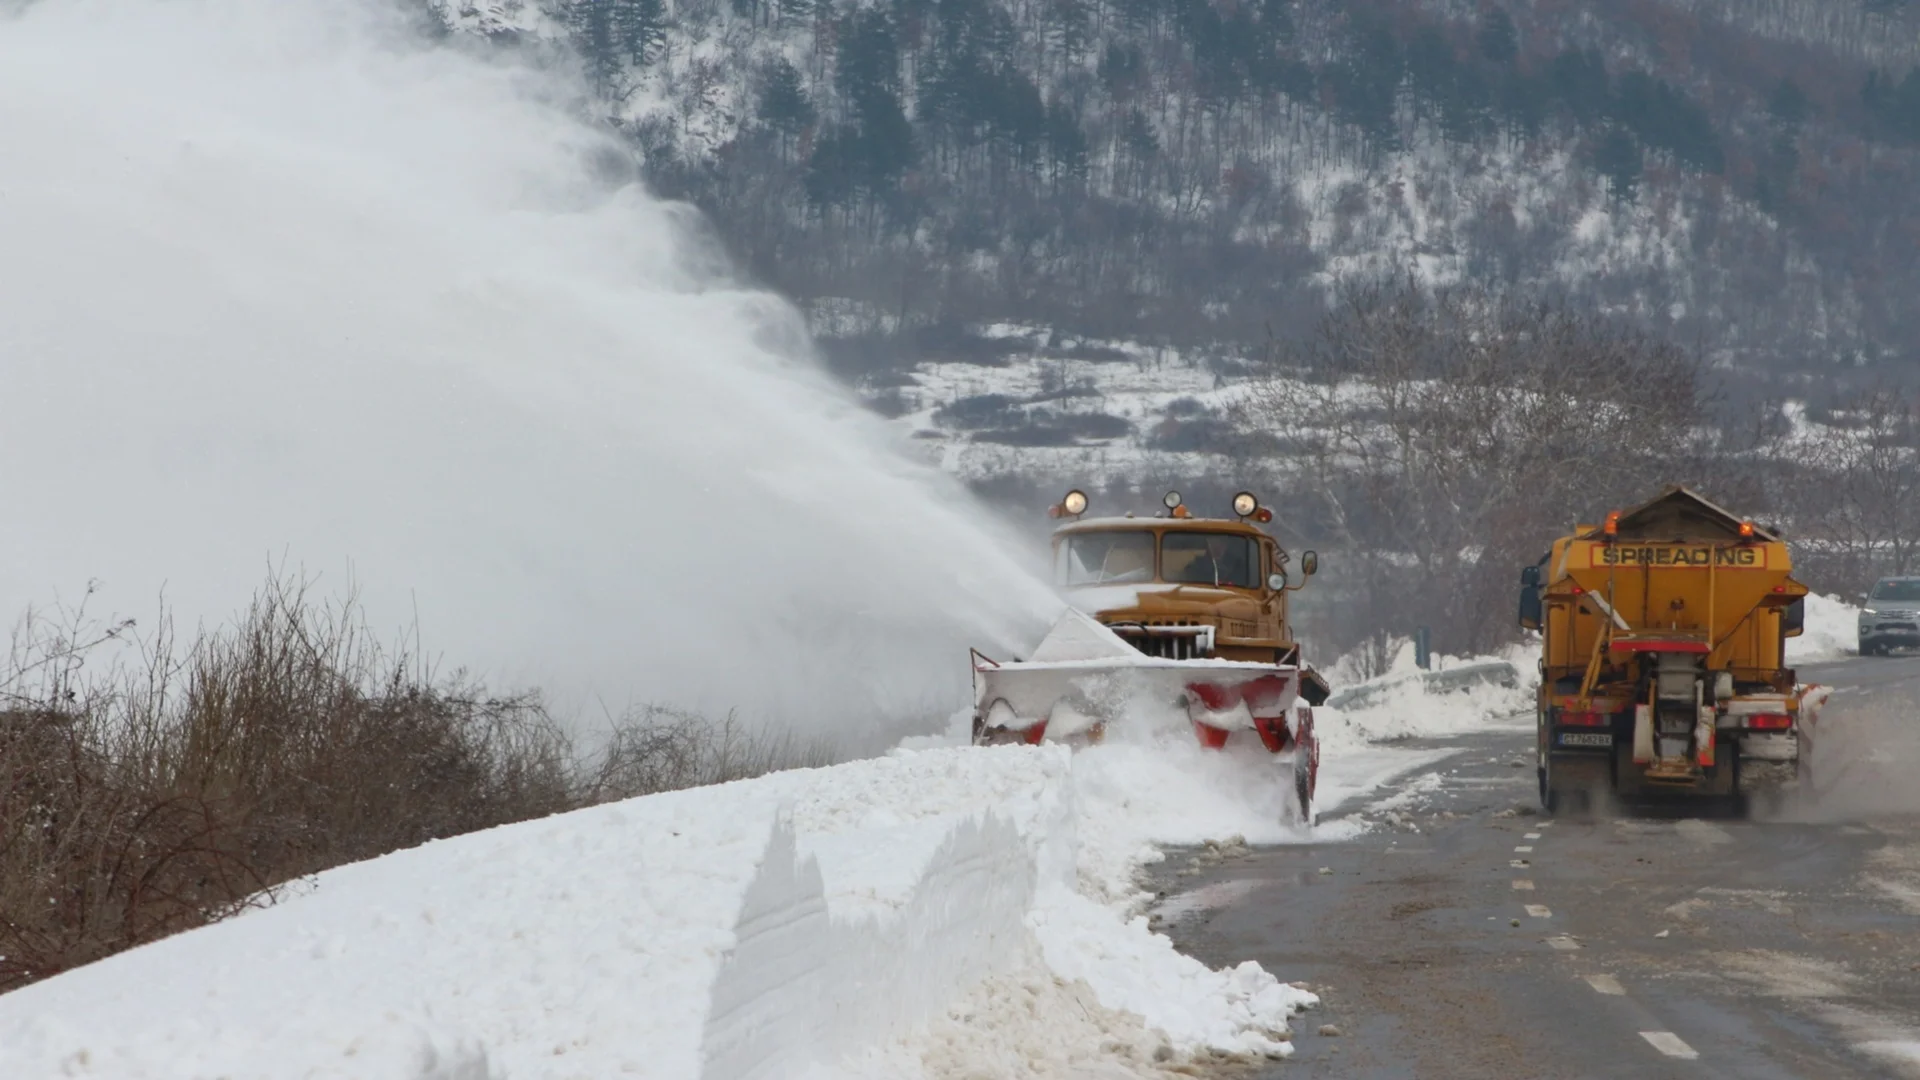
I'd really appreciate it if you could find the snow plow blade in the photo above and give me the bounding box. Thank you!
[970,610,1313,755]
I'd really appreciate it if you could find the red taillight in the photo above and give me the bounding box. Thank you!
[1561,710,1608,727]
[1748,713,1792,730]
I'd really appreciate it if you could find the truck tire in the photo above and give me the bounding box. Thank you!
[1716,746,1747,818]
[1541,751,1576,815]
[1543,752,1610,817]
[1292,715,1318,826]
[1294,751,1313,826]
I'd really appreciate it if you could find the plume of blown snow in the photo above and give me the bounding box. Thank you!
[0,0,1057,746]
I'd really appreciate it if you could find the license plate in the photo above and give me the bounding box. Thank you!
[1558,732,1612,747]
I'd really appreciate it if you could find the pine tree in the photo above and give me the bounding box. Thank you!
[1476,7,1518,67]
[831,9,914,194]
[1767,77,1808,125]
[1594,127,1641,202]
[1548,48,1609,123]
[1045,101,1089,184]
[613,0,667,66]
[1048,0,1091,67]
[758,57,815,136]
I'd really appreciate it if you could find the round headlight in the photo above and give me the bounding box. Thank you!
[1062,489,1089,516]
[1232,491,1259,517]
[1163,491,1182,510]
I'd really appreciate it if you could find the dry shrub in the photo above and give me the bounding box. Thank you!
[0,577,832,994]
[582,705,835,803]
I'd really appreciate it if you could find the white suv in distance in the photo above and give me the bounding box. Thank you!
[1860,577,1920,656]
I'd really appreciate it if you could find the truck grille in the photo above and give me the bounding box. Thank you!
[1110,622,1215,660]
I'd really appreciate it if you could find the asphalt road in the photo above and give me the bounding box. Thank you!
[1160,655,1920,1078]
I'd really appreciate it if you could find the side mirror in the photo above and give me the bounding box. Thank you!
[1519,590,1543,630]
[1301,551,1318,576]
[1268,571,1288,591]
[1859,593,1870,603]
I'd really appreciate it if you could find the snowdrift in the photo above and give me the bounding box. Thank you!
[0,648,1542,1078]
[1787,592,1861,664]
[0,746,1312,1079]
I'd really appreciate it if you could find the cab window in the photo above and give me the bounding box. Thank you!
[1057,531,1155,586]
[1162,533,1258,588]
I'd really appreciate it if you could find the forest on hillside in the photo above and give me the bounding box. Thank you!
[439,0,1920,397]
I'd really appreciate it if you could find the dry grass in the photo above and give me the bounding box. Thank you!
[0,576,832,994]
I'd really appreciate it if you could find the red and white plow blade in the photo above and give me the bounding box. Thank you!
[971,610,1312,755]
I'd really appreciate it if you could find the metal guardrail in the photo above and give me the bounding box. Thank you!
[1324,659,1521,711]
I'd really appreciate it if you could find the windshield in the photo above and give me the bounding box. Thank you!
[1163,532,1259,588]
[1871,580,1920,603]
[1057,531,1155,586]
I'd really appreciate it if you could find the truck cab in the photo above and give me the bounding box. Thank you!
[1048,490,1329,704]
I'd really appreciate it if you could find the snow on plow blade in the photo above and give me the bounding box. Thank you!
[971,610,1309,754]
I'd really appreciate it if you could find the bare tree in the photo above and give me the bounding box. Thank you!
[1782,385,1920,592]
[1235,280,1719,653]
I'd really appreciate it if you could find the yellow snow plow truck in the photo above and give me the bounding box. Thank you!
[970,489,1330,819]
[1519,486,1826,813]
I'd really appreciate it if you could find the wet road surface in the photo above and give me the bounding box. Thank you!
[1162,656,1920,1078]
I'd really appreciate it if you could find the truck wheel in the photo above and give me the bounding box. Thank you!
[1720,746,1748,818]
[1292,734,1317,827]
[1536,711,1551,810]
[1294,753,1313,825]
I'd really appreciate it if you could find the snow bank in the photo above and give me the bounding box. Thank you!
[0,633,1550,1077]
[0,745,1312,1079]
[1316,640,1534,748]
[1788,593,1860,664]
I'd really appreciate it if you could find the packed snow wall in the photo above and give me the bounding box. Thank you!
[0,743,1313,1078]
[0,0,1057,744]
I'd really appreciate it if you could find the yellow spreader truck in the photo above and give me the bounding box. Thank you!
[1519,486,1822,813]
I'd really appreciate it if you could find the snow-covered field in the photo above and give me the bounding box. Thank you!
[0,660,1529,1079]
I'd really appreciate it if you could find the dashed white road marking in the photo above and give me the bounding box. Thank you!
[1536,821,1553,828]
[1640,1031,1699,1059]
[1512,879,1535,890]
[1525,904,1552,918]
[1515,845,1535,853]
[1511,859,1532,868]
[1547,935,1582,951]
[1584,974,1625,995]
[1524,832,1543,840]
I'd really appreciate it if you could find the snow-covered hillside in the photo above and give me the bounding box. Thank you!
[425,0,1889,374]
[875,326,1246,486]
